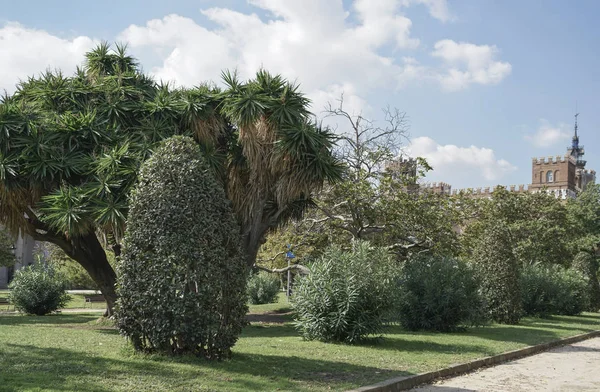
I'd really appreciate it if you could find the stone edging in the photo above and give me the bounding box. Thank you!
[347,329,600,392]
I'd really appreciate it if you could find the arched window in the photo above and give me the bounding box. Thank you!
[554,170,559,182]
[546,170,554,183]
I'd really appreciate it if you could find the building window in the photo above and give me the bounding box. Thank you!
[540,171,544,183]
[546,170,554,183]
[555,170,559,182]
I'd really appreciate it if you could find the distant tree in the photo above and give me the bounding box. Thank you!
[472,222,522,324]
[567,183,600,255]
[462,188,573,266]
[116,137,248,358]
[572,251,600,311]
[288,99,460,259]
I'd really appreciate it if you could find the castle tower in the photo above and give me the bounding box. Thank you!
[529,113,595,199]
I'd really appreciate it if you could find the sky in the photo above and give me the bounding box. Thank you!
[1,0,598,189]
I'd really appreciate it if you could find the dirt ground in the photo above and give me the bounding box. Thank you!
[411,337,600,392]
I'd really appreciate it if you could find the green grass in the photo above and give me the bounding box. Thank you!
[0,291,106,311]
[0,312,598,392]
[0,291,291,313]
[248,292,291,314]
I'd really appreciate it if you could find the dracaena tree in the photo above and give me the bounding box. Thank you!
[0,43,342,315]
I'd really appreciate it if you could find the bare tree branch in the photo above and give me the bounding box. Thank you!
[256,264,310,275]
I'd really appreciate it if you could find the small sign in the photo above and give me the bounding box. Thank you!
[286,251,295,259]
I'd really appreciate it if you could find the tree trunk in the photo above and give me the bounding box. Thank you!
[69,232,118,317]
[242,218,269,268]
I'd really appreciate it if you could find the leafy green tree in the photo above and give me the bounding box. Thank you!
[116,137,248,358]
[0,229,16,267]
[572,251,600,311]
[462,188,573,266]
[567,183,600,254]
[0,44,341,315]
[472,222,522,324]
[283,100,460,260]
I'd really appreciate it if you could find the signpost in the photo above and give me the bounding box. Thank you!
[285,245,295,298]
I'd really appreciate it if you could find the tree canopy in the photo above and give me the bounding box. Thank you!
[0,43,342,314]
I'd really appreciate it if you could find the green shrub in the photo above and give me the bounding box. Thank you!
[8,263,70,315]
[396,255,487,332]
[116,136,248,359]
[572,252,600,311]
[520,265,558,317]
[247,271,280,305]
[472,223,522,324]
[520,265,590,317]
[553,268,590,315]
[291,241,397,344]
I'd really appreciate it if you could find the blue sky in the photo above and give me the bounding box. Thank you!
[1,0,598,189]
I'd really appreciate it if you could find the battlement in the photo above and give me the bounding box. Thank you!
[420,182,452,195]
[531,154,576,165]
[451,184,529,196]
[422,182,452,189]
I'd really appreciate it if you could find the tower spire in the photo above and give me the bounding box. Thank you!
[572,109,580,149]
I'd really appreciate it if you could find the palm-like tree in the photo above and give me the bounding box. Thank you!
[0,44,179,315]
[216,70,343,265]
[0,45,342,315]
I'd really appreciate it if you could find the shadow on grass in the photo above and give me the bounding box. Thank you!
[0,314,98,326]
[0,343,404,391]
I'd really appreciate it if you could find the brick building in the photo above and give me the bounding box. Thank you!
[387,115,596,199]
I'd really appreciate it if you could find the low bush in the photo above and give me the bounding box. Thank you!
[520,265,590,317]
[291,241,397,344]
[8,263,70,315]
[247,271,281,305]
[396,255,487,332]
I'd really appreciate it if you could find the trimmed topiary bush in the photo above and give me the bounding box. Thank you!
[396,255,487,332]
[520,265,590,317]
[572,251,600,311]
[291,241,397,344]
[8,263,70,315]
[472,223,522,324]
[247,271,280,305]
[116,136,248,359]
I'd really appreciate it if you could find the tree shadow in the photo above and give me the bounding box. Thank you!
[241,323,299,338]
[0,343,408,391]
[0,314,98,326]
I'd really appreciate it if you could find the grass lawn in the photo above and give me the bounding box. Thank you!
[0,291,292,313]
[0,310,598,392]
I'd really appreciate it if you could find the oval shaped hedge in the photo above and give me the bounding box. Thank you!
[116,136,248,359]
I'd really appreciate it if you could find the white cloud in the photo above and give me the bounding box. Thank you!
[524,120,572,148]
[401,0,455,22]
[0,0,509,111]
[407,136,517,184]
[431,39,512,91]
[0,22,95,93]
[117,0,507,110]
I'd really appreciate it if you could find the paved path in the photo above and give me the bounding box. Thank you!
[411,337,600,392]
